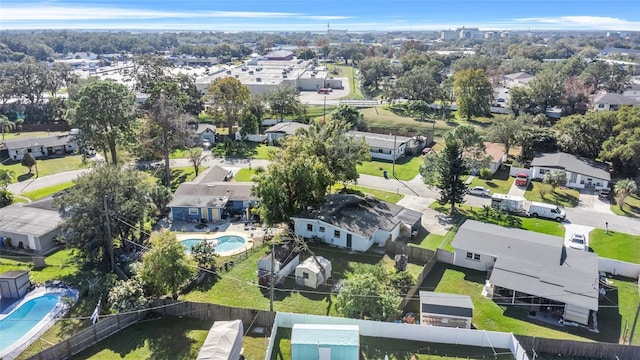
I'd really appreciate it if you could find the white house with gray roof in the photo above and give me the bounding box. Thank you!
[0,200,63,255]
[451,220,599,326]
[264,122,310,145]
[345,131,413,161]
[503,72,535,88]
[291,194,422,252]
[592,92,639,111]
[3,135,78,161]
[530,152,610,190]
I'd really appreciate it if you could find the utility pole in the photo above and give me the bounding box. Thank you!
[269,236,275,312]
[103,195,114,272]
[392,134,397,178]
[323,95,327,123]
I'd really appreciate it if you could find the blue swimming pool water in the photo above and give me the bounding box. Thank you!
[181,235,246,254]
[0,294,60,352]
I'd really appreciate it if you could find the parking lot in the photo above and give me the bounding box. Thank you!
[298,77,350,104]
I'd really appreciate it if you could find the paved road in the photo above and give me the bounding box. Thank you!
[8,156,640,236]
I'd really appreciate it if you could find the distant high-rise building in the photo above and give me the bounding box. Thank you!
[440,30,458,40]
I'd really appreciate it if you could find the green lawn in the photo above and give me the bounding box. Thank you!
[466,166,514,195]
[360,106,452,136]
[429,202,566,238]
[20,181,75,201]
[0,249,80,285]
[1,155,89,183]
[356,155,423,181]
[325,64,364,100]
[589,229,640,264]
[410,232,448,251]
[610,194,640,218]
[149,166,202,191]
[415,263,638,344]
[232,168,257,182]
[330,184,404,204]
[525,181,580,208]
[169,147,201,159]
[210,141,273,160]
[183,243,423,316]
[1,131,69,141]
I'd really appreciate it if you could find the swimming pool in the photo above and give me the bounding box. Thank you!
[181,235,247,255]
[0,292,66,357]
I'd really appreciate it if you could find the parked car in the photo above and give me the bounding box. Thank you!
[421,147,432,155]
[467,186,491,197]
[317,88,330,94]
[515,173,529,187]
[528,202,566,221]
[598,188,611,199]
[568,233,587,251]
[497,98,506,102]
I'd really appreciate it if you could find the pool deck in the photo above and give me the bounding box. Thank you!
[175,230,254,257]
[0,287,78,360]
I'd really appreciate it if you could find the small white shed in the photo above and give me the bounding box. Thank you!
[295,256,332,289]
[0,270,31,299]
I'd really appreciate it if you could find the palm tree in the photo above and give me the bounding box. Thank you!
[614,179,638,210]
[0,115,15,141]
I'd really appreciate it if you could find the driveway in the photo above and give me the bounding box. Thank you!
[563,223,594,249]
[507,181,526,196]
[576,188,614,214]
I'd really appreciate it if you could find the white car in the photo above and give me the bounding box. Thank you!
[467,186,491,197]
[568,233,587,251]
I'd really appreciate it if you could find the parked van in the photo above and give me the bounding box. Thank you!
[527,202,566,221]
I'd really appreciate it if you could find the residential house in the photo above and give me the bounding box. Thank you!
[503,72,535,88]
[419,291,474,329]
[622,83,640,102]
[291,324,359,360]
[592,93,639,111]
[295,256,332,289]
[0,199,63,255]
[257,242,300,285]
[194,124,217,146]
[451,220,599,326]
[473,142,506,174]
[168,166,257,223]
[345,130,414,161]
[530,152,610,190]
[264,122,309,145]
[3,135,78,161]
[291,194,422,252]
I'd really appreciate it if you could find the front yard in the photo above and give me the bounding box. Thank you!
[611,194,640,218]
[1,155,89,183]
[356,155,423,181]
[524,181,580,208]
[465,166,513,195]
[589,228,640,264]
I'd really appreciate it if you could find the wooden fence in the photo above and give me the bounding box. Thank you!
[400,252,438,309]
[28,311,145,360]
[385,240,435,262]
[515,335,640,359]
[28,300,275,360]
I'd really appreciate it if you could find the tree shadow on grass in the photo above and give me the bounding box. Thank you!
[148,317,212,360]
[17,172,35,182]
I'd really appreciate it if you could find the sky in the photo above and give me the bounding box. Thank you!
[2,0,640,32]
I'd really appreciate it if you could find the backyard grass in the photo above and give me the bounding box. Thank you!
[412,263,638,344]
[0,249,80,285]
[410,232,448,251]
[211,141,273,160]
[610,194,640,218]
[1,155,89,183]
[69,317,210,360]
[20,181,75,201]
[356,155,423,181]
[182,243,423,316]
[429,202,566,238]
[329,184,404,204]
[589,229,640,264]
[325,64,364,100]
[149,166,202,191]
[232,168,257,182]
[465,166,514,195]
[360,106,452,136]
[525,181,580,208]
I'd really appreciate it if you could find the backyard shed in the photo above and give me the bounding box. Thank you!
[257,242,300,285]
[419,291,474,329]
[291,324,359,360]
[295,256,332,289]
[196,320,244,360]
[0,270,30,299]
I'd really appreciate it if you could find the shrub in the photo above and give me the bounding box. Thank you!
[479,168,492,180]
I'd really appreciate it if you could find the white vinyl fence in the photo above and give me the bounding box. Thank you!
[599,257,640,278]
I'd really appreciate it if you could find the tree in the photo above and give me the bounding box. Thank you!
[330,104,367,131]
[420,132,467,214]
[336,270,402,321]
[206,77,250,136]
[108,277,149,313]
[543,170,567,191]
[149,185,172,215]
[527,68,564,114]
[73,80,136,165]
[268,87,301,121]
[614,179,638,210]
[0,169,13,190]
[0,115,14,141]
[191,240,218,280]
[140,229,195,300]
[561,76,591,116]
[188,148,208,177]
[253,137,332,225]
[601,106,640,173]
[391,65,442,103]
[358,57,391,90]
[55,165,149,270]
[453,68,493,120]
[21,153,37,175]
[0,189,13,208]
[488,115,523,155]
[555,111,617,159]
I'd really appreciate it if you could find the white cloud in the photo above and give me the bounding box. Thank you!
[512,16,640,30]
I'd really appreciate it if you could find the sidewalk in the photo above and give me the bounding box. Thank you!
[7,169,89,195]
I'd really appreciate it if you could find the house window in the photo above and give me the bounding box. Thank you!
[539,169,547,175]
[188,208,198,215]
[319,227,325,233]
[303,272,309,279]
[598,104,605,108]
[466,252,480,261]
[569,173,577,183]
[307,224,313,231]
[378,149,384,153]
[334,230,340,238]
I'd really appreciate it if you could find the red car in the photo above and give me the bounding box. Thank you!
[515,173,529,187]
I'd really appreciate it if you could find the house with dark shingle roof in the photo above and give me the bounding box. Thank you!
[451,220,599,326]
[291,194,421,252]
[530,152,610,190]
[3,135,78,161]
[592,92,639,111]
[167,166,257,223]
